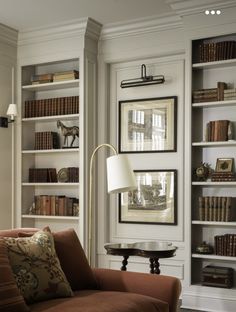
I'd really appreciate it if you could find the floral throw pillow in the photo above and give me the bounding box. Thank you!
[4,229,73,304]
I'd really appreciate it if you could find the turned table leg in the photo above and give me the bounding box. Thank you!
[121,255,129,271]
[149,257,160,274]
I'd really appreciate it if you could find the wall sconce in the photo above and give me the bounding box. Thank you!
[0,68,17,128]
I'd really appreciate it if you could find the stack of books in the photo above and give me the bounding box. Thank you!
[24,96,79,118]
[224,88,236,101]
[67,167,79,182]
[33,195,79,216]
[193,82,226,103]
[34,132,60,150]
[199,40,236,63]
[211,172,236,182]
[29,168,58,183]
[214,234,236,256]
[53,70,79,82]
[205,120,231,142]
[31,73,53,84]
[198,196,233,222]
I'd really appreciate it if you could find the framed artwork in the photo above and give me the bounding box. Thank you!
[215,158,234,172]
[118,96,177,153]
[119,170,177,225]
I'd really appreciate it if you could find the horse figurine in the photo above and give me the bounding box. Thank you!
[57,120,79,147]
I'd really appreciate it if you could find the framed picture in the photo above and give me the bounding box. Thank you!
[215,158,234,172]
[119,170,177,225]
[119,96,177,153]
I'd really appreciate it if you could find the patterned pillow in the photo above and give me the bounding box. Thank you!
[0,239,29,312]
[3,229,73,304]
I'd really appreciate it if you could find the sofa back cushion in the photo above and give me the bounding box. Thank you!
[0,228,98,291]
[3,229,73,304]
[53,228,98,290]
[0,239,29,312]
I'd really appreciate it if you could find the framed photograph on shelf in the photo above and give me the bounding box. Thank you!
[118,96,177,153]
[119,169,177,225]
[215,158,234,172]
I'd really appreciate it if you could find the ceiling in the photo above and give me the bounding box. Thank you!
[0,0,173,31]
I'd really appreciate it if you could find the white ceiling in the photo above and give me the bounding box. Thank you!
[0,0,173,31]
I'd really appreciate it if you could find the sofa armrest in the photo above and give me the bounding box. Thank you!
[93,268,181,312]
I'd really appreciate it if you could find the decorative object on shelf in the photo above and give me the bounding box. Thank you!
[120,64,165,88]
[57,167,79,183]
[119,96,177,153]
[193,162,211,181]
[57,120,79,148]
[215,158,233,172]
[0,68,17,128]
[196,241,214,254]
[88,143,136,265]
[57,168,69,182]
[202,265,234,288]
[119,169,177,225]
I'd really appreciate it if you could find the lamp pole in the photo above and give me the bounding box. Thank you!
[88,143,118,265]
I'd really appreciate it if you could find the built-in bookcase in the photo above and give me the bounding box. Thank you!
[191,33,236,290]
[20,58,80,234]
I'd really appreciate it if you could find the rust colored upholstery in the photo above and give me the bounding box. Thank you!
[30,290,168,312]
[0,228,181,312]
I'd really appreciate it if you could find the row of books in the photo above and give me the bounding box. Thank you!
[24,96,79,118]
[29,168,58,183]
[205,120,231,142]
[198,40,236,63]
[198,196,233,222]
[34,132,60,150]
[28,167,79,183]
[30,195,79,216]
[214,234,236,257]
[192,81,226,103]
[211,172,236,182]
[31,70,79,84]
[224,88,236,101]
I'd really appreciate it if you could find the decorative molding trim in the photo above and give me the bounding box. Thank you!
[100,13,183,40]
[18,17,102,46]
[166,0,236,16]
[0,23,18,47]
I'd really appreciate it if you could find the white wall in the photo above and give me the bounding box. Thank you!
[96,23,186,284]
[0,24,17,229]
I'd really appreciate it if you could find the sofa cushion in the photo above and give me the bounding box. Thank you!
[15,228,98,291]
[3,229,73,304]
[52,228,98,291]
[29,290,169,312]
[0,239,29,312]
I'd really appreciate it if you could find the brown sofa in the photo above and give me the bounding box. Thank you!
[0,228,181,312]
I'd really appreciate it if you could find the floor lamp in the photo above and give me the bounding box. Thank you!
[88,143,136,265]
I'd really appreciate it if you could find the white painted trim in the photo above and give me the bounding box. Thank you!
[18,17,102,46]
[100,13,183,40]
[166,0,236,16]
[0,23,18,47]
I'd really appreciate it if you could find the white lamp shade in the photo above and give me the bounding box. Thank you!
[6,104,17,119]
[106,154,137,194]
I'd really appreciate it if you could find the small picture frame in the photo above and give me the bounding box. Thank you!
[215,158,234,172]
[118,96,177,153]
[119,170,177,225]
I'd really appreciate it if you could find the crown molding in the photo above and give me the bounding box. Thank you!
[18,17,102,46]
[0,23,18,47]
[166,0,236,16]
[100,13,183,41]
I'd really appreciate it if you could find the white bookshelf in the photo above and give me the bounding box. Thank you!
[22,148,79,154]
[190,34,236,297]
[22,79,79,91]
